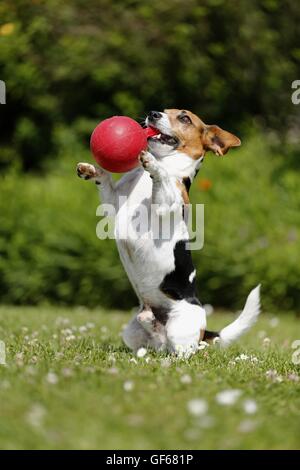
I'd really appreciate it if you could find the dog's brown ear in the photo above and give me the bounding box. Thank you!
[203,125,241,156]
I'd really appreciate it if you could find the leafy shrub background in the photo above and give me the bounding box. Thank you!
[1,0,300,171]
[0,0,300,312]
[1,135,299,312]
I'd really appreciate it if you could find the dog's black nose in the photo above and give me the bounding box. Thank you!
[148,110,162,120]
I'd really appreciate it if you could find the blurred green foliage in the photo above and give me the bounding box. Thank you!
[0,0,300,170]
[0,136,299,312]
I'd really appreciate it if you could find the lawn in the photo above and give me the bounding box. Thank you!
[0,306,299,450]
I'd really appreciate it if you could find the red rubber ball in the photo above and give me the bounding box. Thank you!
[90,116,148,173]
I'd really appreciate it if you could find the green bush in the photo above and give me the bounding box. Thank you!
[1,0,300,171]
[0,161,135,309]
[0,133,299,312]
[191,134,300,312]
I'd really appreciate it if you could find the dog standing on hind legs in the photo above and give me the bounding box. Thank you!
[77,109,261,356]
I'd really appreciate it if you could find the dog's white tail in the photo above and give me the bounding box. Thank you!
[219,285,261,347]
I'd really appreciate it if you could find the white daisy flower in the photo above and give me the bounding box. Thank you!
[266,369,277,379]
[187,398,208,417]
[180,374,192,384]
[65,334,76,342]
[198,341,209,350]
[243,399,258,414]
[266,369,283,383]
[107,353,116,363]
[236,354,249,361]
[61,328,72,336]
[123,380,134,392]
[136,347,147,358]
[216,389,242,406]
[46,372,58,385]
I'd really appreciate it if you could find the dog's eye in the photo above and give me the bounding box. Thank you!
[178,115,192,125]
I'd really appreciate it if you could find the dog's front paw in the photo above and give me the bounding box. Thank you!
[137,309,155,325]
[137,309,156,333]
[77,162,97,180]
[139,151,160,176]
[77,162,105,181]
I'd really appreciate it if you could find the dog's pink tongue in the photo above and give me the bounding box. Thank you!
[144,127,160,139]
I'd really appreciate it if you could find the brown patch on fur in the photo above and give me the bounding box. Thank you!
[165,109,206,160]
[176,180,190,204]
[202,330,220,343]
[199,328,205,342]
[164,109,241,159]
[203,125,241,156]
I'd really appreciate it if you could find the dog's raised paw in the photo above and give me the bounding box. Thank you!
[137,310,155,325]
[77,162,98,180]
[139,151,159,174]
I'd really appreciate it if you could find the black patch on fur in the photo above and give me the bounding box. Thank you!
[159,240,200,305]
[95,181,101,185]
[151,306,169,325]
[187,296,201,306]
[203,330,219,341]
[183,177,191,193]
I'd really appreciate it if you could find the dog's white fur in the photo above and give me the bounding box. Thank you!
[77,110,260,356]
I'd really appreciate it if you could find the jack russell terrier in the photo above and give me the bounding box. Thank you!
[77,109,260,356]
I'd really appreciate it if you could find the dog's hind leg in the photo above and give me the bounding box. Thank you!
[137,307,167,351]
[123,306,167,352]
[122,315,151,352]
[166,300,207,357]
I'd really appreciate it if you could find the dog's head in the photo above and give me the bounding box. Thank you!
[146,109,241,161]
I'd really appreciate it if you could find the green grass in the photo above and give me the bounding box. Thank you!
[0,306,299,450]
